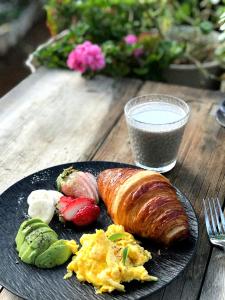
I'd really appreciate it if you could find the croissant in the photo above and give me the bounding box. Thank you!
[97,168,189,245]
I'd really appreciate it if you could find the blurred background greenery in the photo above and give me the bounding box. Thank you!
[0,0,225,96]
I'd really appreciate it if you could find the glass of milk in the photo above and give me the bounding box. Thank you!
[124,94,190,173]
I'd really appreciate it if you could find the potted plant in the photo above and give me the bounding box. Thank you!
[162,0,225,89]
[163,26,221,89]
[27,0,225,89]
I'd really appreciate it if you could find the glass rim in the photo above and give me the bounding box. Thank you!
[124,93,190,126]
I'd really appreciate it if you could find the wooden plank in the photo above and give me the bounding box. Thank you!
[199,102,225,300]
[0,290,20,300]
[94,81,225,300]
[0,68,142,300]
[199,246,225,300]
[138,80,224,104]
[0,68,141,194]
[1,74,224,300]
[199,160,225,300]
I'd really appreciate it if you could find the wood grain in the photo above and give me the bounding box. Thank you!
[94,81,225,300]
[0,68,141,194]
[1,70,225,300]
[0,290,20,300]
[199,247,225,300]
[0,68,141,300]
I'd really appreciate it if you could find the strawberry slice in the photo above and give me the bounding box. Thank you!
[72,204,100,226]
[57,196,75,213]
[62,198,95,221]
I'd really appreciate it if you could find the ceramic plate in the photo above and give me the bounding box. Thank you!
[0,161,198,300]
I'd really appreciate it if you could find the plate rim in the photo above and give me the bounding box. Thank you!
[0,160,199,300]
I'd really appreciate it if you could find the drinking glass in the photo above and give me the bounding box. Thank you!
[124,94,190,173]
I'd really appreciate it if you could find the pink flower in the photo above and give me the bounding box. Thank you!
[67,41,105,73]
[133,48,144,58]
[124,34,138,45]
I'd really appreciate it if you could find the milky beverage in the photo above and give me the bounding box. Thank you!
[127,102,186,168]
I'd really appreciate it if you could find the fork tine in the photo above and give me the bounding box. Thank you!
[216,197,225,233]
[212,198,222,234]
[203,198,213,236]
[208,198,217,235]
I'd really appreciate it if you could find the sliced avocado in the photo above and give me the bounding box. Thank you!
[16,230,25,252]
[22,222,49,243]
[20,231,58,264]
[26,227,56,245]
[19,245,36,265]
[16,218,72,268]
[15,218,44,251]
[18,240,30,260]
[22,222,49,237]
[35,240,72,269]
[19,218,44,232]
[30,231,58,250]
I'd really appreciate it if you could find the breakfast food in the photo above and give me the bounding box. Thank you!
[56,167,99,203]
[57,196,100,226]
[27,190,63,224]
[65,224,157,293]
[97,168,189,245]
[10,163,196,297]
[28,190,63,206]
[15,218,78,268]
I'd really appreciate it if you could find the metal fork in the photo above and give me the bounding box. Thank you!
[203,197,225,250]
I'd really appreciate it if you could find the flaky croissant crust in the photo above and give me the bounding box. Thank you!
[97,168,189,245]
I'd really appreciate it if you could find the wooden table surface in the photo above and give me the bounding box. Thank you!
[0,68,225,300]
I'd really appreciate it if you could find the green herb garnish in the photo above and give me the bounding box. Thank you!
[122,247,129,265]
[108,233,126,242]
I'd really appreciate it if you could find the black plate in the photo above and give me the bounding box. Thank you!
[0,161,198,300]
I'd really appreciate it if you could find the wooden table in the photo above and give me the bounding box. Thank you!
[0,68,225,300]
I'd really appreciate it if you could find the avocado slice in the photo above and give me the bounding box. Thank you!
[22,222,49,237]
[18,240,30,262]
[16,230,25,252]
[16,218,73,268]
[17,222,50,250]
[30,230,58,250]
[20,231,58,264]
[25,226,56,244]
[35,240,72,269]
[15,218,45,251]
[18,218,44,234]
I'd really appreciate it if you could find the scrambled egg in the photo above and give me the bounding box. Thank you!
[65,224,157,293]
[65,240,79,254]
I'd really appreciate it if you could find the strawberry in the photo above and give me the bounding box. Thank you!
[62,198,96,221]
[72,204,100,226]
[56,167,99,203]
[57,196,75,214]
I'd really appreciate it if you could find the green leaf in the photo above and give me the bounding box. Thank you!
[122,247,129,265]
[175,3,191,23]
[133,67,149,75]
[200,21,213,34]
[108,233,126,241]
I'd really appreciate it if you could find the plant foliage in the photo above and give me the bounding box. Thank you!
[35,0,225,79]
